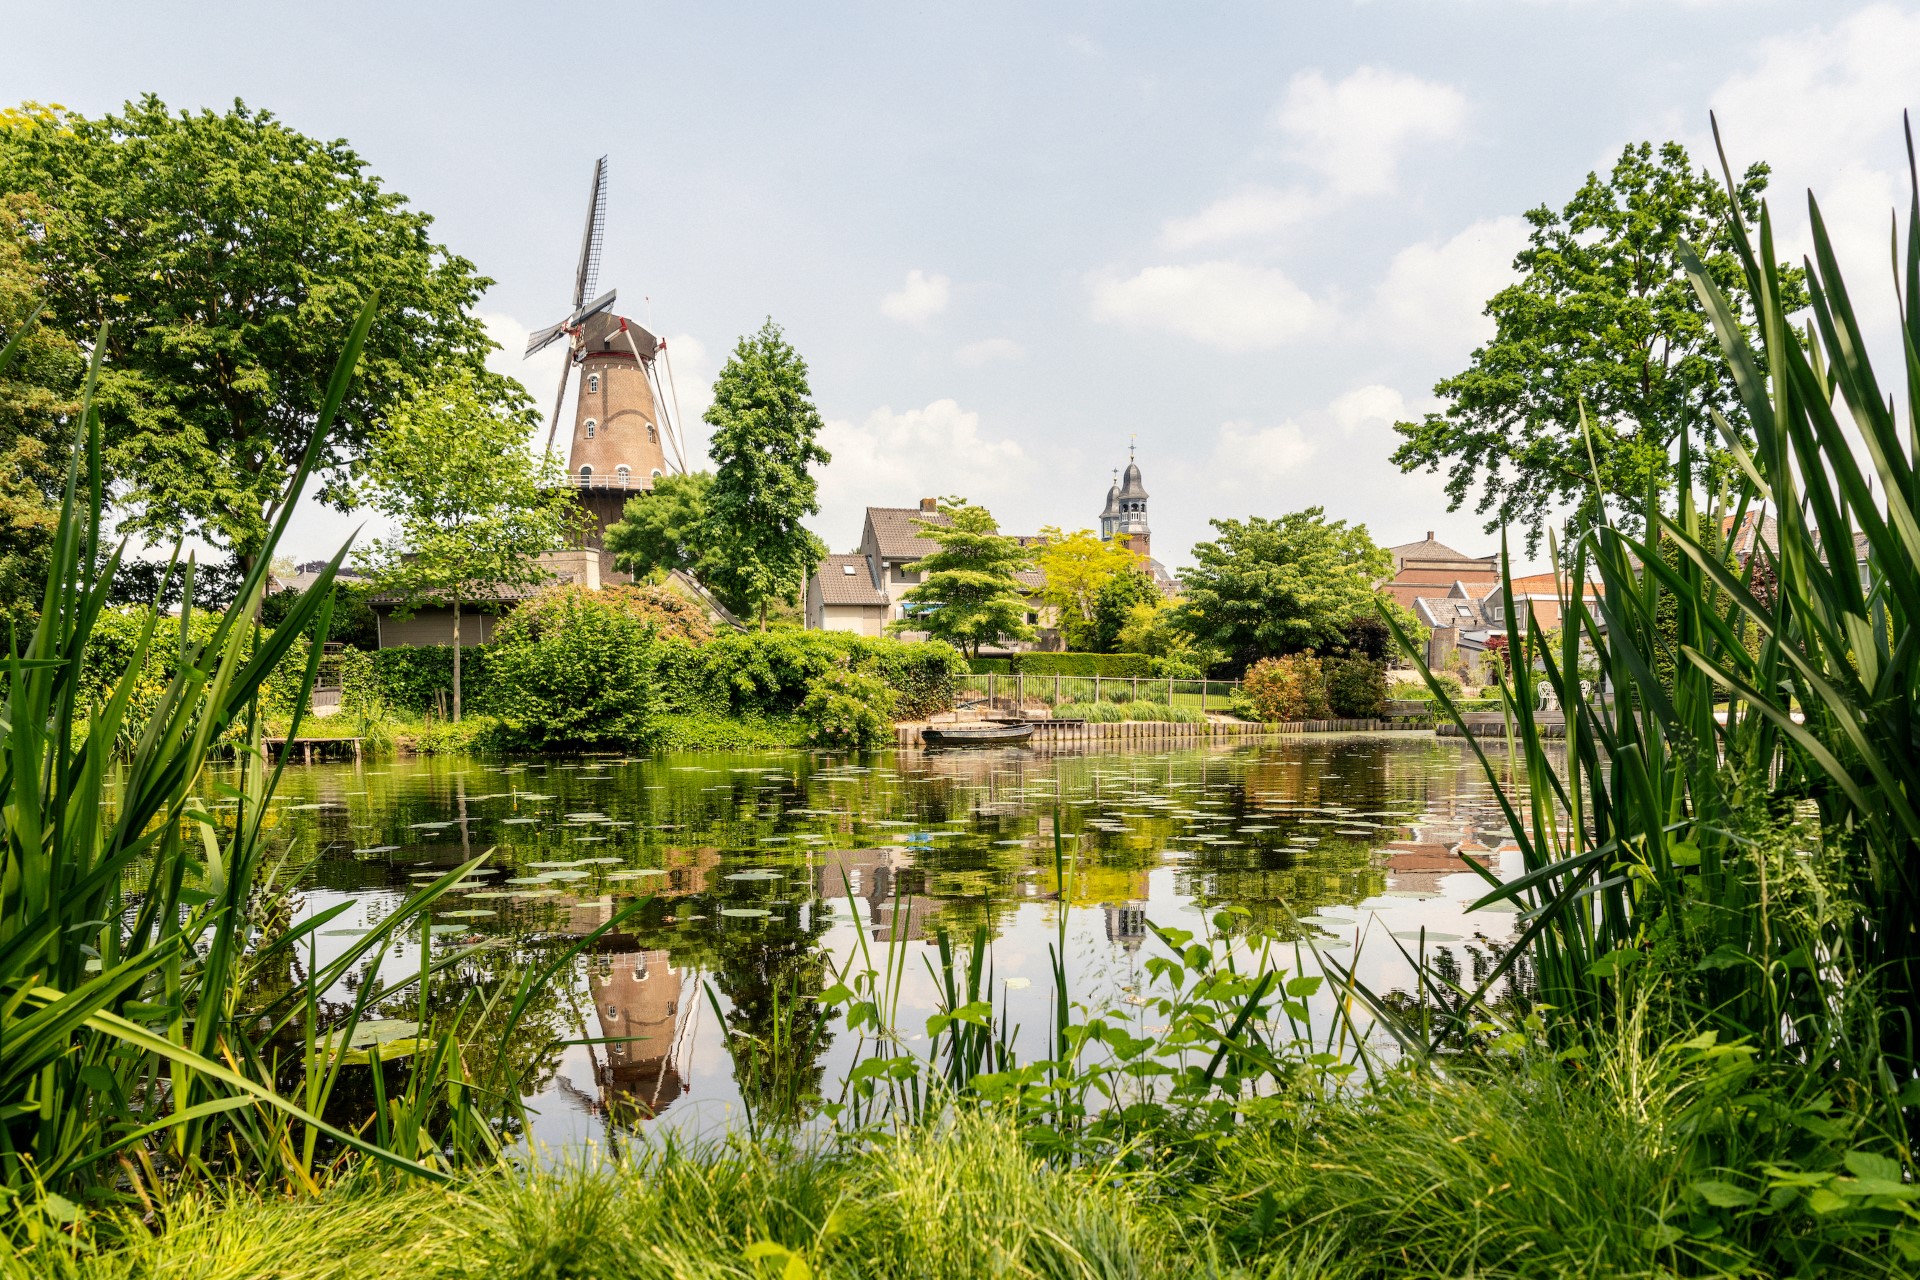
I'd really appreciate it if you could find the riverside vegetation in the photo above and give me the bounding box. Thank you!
[7,140,1920,1280]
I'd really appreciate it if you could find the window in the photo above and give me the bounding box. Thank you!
[842,564,857,576]
[579,465,592,480]
[651,468,663,479]
[647,420,658,443]
[584,418,597,439]
[616,464,631,481]
[1454,604,1472,617]
[587,373,600,394]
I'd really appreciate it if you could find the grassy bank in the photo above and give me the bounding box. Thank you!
[22,1035,1905,1280]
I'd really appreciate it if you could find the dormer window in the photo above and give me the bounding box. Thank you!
[584,418,597,439]
[587,373,600,394]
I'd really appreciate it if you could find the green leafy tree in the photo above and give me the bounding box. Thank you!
[605,469,733,590]
[356,370,582,720]
[1390,140,1801,554]
[0,96,493,560]
[703,320,830,627]
[0,195,80,637]
[1033,526,1140,650]
[1091,568,1161,653]
[892,499,1033,659]
[1175,508,1391,674]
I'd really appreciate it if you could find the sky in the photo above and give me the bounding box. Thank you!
[6,0,1920,572]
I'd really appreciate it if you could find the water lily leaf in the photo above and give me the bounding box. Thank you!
[721,908,771,918]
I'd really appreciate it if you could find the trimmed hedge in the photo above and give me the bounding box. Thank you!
[968,658,1012,675]
[1006,652,1154,678]
[685,631,965,721]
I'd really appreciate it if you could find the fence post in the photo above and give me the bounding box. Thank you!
[1202,681,1208,714]
[1018,673,1025,709]
[1095,674,1101,703]
[1168,676,1174,705]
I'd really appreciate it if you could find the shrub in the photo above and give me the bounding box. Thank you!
[969,657,1012,675]
[509,581,715,647]
[655,712,809,751]
[799,669,898,749]
[1242,654,1328,721]
[1122,701,1206,723]
[80,607,313,747]
[1054,701,1124,723]
[366,644,499,717]
[1388,671,1464,703]
[1148,655,1205,679]
[485,590,675,749]
[1007,652,1153,678]
[1325,657,1387,718]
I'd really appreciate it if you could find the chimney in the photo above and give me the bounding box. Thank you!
[1426,530,1434,541]
[919,498,938,513]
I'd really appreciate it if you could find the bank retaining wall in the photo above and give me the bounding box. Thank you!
[894,717,1420,748]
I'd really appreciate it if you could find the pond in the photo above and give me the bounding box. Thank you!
[247,734,1527,1151]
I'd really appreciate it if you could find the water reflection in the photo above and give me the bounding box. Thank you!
[244,736,1530,1146]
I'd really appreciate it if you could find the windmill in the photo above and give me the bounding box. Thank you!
[525,156,689,481]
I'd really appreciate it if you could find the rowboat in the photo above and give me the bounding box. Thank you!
[920,722,1035,748]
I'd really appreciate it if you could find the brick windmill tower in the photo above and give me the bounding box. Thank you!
[525,157,689,579]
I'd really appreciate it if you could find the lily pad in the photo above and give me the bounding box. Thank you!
[720,907,771,918]
[725,870,783,881]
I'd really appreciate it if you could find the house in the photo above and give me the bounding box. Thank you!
[1381,532,1499,610]
[803,499,1051,648]
[1410,574,1602,676]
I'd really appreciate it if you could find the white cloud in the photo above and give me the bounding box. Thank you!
[1213,419,1315,483]
[1160,187,1322,250]
[1271,66,1469,198]
[880,269,952,323]
[1703,5,1920,294]
[814,400,1028,550]
[1090,261,1321,350]
[1330,384,1413,434]
[1372,215,1529,354]
[953,337,1024,367]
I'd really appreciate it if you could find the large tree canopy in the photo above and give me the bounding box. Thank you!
[1174,508,1392,674]
[0,193,81,635]
[1033,526,1140,652]
[1390,140,1798,554]
[0,97,494,558]
[604,470,734,595]
[893,499,1033,659]
[703,320,830,627]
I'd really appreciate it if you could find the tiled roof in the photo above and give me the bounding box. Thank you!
[866,507,950,561]
[1413,593,1491,629]
[813,554,888,606]
[1389,534,1495,566]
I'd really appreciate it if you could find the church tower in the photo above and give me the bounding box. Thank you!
[1113,447,1150,560]
[1099,471,1122,540]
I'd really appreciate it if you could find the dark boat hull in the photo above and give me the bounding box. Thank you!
[920,723,1035,747]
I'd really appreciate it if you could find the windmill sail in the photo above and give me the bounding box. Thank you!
[574,156,609,309]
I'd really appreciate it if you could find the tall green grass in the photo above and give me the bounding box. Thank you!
[0,301,639,1227]
[1357,119,1920,1255]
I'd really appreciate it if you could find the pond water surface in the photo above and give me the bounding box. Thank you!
[250,734,1527,1151]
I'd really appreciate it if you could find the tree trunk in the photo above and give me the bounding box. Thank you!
[451,592,463,723]
[759,599,767,632]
